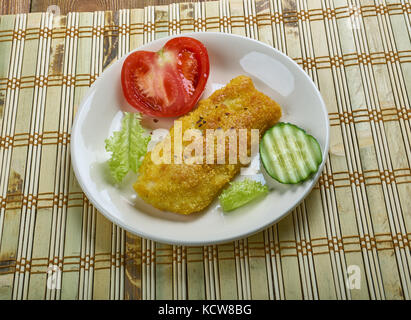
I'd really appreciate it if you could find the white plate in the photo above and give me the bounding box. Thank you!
[71,32,329,245]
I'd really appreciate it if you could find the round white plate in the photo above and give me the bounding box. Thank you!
[71,32,329,245]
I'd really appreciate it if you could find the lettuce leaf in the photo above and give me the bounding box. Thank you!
[105,112,151,183]
[219,179,269,212]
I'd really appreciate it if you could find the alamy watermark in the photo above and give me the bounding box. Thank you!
[149,120,260,166]
[47,5,61,16]
[47,265,62,290]
[346,264,361,290]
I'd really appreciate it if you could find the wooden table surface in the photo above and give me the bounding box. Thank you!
[1,0,209,15]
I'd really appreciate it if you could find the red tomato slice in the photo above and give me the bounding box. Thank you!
[121,37,210,117]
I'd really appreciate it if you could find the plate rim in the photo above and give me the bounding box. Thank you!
[70,31,330,246]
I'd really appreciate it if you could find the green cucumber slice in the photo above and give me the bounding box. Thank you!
[219,179,269,212]
[260,123,322,184]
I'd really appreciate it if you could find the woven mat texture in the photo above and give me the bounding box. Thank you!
[0,0,410,300]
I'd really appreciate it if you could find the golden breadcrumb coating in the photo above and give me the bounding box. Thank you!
[134,75,282,214]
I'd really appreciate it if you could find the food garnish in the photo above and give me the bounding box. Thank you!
[121,37,209,117]
[105,112,150,183]
[260,123,322,184]
[219,179,269,212]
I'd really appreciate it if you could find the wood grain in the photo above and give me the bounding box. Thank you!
[0,0,31,15]
[30,0,212,14]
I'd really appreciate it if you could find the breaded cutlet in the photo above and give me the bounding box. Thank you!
[134,75,282,214]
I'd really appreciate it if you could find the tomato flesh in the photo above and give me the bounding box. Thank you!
[121,37,209,117]
[178,50,199,95]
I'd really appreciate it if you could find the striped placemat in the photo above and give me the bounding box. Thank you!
[0,0,410,300]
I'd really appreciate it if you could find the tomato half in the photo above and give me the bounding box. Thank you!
[121,37,210,117]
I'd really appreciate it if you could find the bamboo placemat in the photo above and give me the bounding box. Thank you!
[0,0,410,300]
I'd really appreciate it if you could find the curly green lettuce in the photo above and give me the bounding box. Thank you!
[219,179,269,212]
[105,112,151,183]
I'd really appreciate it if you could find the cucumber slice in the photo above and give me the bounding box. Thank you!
[219,179,269,212]
[260,123,322,184]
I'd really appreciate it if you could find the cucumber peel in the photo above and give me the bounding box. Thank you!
[260,122,322,184]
